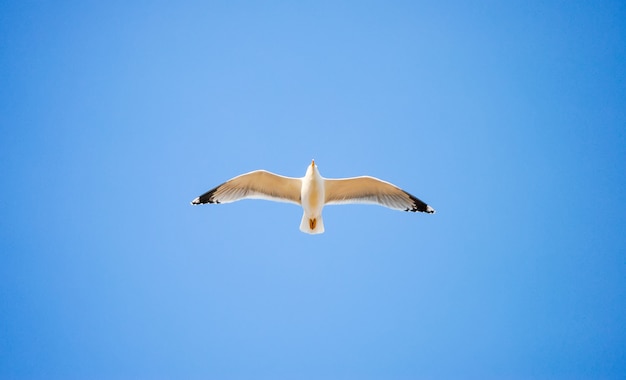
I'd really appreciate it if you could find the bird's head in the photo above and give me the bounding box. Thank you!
[306,159,319,177]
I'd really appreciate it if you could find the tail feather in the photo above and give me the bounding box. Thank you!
[300,213,324,234]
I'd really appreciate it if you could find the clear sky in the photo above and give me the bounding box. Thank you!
[1,1,625,379]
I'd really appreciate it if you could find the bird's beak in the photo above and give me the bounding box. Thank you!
[311,159,315,168]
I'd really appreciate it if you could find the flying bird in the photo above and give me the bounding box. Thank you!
[191,160,435,234]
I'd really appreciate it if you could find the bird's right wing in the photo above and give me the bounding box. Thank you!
[324,176,435,213]
[191,170,302,205]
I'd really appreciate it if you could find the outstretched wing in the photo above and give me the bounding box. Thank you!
[191,170,302,206]
[324,176,435,213]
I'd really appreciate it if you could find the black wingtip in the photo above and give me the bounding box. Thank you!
[191,186,220,205]
[406,192,436,213]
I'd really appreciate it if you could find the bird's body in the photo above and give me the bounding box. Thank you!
[191,160,435,234]
[299,162,326,233]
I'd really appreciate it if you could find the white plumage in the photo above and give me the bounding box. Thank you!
[191,160,435,234]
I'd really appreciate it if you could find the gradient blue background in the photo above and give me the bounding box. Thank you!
[1,1,625,379]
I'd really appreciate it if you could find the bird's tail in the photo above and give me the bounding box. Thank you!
[300,213,325,234]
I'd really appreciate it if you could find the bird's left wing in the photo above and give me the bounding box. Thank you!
[191,170,302,205]
[324,176,435,213]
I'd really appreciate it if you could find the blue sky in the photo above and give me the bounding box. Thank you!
[1,1,625,379]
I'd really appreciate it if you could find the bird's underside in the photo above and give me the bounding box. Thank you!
[191,161,435,234]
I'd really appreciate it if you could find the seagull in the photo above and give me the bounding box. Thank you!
[191,160,435,234]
